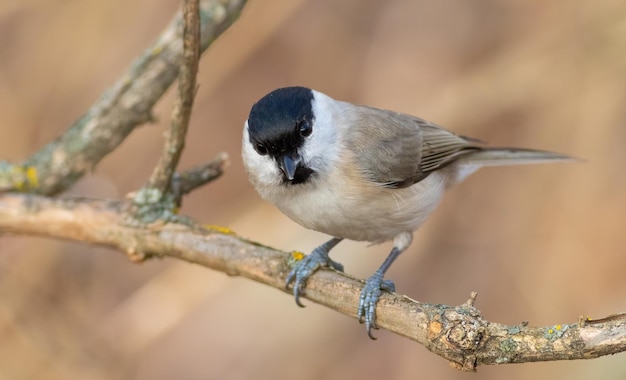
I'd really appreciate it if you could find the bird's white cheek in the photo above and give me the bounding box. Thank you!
[242,140,282,189]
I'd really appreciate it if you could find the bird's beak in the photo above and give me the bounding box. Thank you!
[280,153,302,181]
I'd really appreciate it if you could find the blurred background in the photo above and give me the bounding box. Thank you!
[1,0,625,379]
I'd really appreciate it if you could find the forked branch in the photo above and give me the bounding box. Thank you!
[0,0,245,196]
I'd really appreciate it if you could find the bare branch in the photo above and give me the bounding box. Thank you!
[0,0,246,196]
[177,153,228,195]
[146,0,201,196]
[0,192,624,370]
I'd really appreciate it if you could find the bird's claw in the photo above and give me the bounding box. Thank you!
[357,270,395,339]
[286,247,344,307]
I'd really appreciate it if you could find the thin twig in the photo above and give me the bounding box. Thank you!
[146,0,201,196]
[177,153,229,195]
[0,0,247,196]
[0,192,624,370]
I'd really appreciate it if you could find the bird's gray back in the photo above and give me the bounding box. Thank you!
[339,104,424,188]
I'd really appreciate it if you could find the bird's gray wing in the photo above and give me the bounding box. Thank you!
[411,121,481,182]
[343,105,423,188]
[344,105,482,188]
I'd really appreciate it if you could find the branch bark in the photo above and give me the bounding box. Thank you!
[0,193,624,370]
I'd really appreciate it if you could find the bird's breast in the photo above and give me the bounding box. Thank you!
[266,171,448,244]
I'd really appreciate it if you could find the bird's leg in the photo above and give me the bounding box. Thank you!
[286,237,344,307]
[358,233,412,339]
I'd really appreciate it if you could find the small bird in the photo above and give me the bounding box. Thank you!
[242,86,571,339]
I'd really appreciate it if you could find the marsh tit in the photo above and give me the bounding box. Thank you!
[242,86,571,339]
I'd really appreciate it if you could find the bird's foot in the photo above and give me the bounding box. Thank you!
[357,270,395,339]
[286,246,344,307]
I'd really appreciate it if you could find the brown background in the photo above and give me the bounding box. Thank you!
[1,0,625,379]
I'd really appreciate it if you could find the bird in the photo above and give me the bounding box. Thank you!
[241,86,572,339]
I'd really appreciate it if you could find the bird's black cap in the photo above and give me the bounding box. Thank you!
[247,86,314,155]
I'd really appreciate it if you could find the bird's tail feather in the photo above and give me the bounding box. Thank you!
[458,148,576,167]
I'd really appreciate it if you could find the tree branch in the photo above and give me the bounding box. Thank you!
[146,0,201,197]
[0,0,246,196]
[177,152,229,196]
[0,193,624,370]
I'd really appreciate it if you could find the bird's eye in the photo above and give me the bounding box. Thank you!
[255,143,268,156]
[298,120,312,137]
